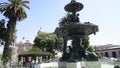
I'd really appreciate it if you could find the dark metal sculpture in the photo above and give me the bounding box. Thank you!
[55,0,99,62]
[64,0,83,23]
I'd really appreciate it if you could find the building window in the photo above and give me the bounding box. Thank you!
[105,52,109,57]
[112,52,116,58]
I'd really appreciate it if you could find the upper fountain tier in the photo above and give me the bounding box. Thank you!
[64,0,84,13]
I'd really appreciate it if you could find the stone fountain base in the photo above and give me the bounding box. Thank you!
[66,62,84,68]
[34,61,112,68]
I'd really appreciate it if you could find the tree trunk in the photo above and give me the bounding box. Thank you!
[2,18,16,67]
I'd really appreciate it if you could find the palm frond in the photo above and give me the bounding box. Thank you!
[8,0,14,3]
[8,0,21,3]
[21,3,30,9]
[0,5,9,13]
[1,0,29,21]
[20,1,30,4]
[0,3,10,5]
[16,8,27,21]
[14,0,21,3]
[0,3,9,8]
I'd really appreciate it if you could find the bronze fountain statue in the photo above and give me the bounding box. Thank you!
[55,0,99,62]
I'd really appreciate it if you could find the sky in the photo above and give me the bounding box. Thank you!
[0,0,120,47]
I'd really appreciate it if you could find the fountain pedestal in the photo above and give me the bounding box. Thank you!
[67,62,82,68]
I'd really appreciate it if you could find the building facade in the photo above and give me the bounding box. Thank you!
[94,44,120,59]
[12,37,33,63]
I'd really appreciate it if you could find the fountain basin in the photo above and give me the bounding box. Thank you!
[60,23,98,38]
[34,61,116,68]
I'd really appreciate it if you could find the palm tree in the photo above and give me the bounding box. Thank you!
[54,13,71,61]
[59,13,71,27]
[0,0,30,63]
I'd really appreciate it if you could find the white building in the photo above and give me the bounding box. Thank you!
[94,44,120,59]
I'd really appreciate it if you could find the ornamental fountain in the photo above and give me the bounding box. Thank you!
[55,0,98,62]
[34,0,118,68]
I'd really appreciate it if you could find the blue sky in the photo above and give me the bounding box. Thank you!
[0,0,120,46]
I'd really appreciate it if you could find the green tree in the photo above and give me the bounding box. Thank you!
[96,52,102,58]
[0,0,30,62]
[34,32,63,56]
[0,19,6,43]
[59,13,71,27]
[55,13,71,55]
[81,38,90,50]
[87,45,94,52]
